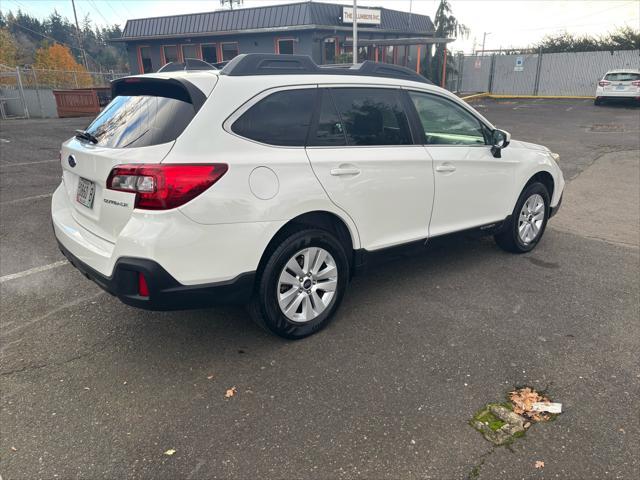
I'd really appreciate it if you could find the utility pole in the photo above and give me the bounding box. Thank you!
[481,32,491,56]
[352,0,358,64]
[71,0,89,69]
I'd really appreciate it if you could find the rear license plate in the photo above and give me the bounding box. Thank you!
[76,177,96,208]
[616,85,626,90]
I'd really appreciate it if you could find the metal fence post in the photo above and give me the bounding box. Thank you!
[533,47,543,96]
[487,54,496,93]
[31,68,45,118]
[456,53,464,92]
[15,67,29,119]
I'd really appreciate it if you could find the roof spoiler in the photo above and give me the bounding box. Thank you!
[111,76,208,111]
[220,54,433,85]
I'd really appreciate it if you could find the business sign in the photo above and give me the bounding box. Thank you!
[514,56,524,72]
[342,7,382,25]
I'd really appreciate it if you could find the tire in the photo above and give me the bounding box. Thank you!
[594,97,602,106]
[249,228,349,339]
[494,182,550,253]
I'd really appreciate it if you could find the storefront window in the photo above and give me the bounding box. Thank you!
[202,44,218,63]
[181,44,200,60]
[138,46,153,73]
[162,45,179,64]
[277,38,295,55]
[221,43,239,61]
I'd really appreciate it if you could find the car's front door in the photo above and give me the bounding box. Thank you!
[305,87,434,251]
[407,91,516,237]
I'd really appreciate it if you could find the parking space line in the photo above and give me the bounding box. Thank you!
[0,159,58,167]
[0,260,68,284]
[0,193,54,205]
[0,292,104,339]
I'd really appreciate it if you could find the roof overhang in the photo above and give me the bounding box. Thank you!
[110,25,436,43]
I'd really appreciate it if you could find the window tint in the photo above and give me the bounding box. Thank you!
[330,88,412,146]
[604,72,640,82]
[308,90,346,146]
[85,95,195,148]
[232,89,316,146]
[409,92,486,146]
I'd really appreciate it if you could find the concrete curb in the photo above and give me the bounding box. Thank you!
[461,93,595,101]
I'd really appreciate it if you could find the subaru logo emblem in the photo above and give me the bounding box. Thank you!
[68,155,76,168]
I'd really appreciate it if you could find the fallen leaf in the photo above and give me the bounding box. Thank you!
[225,386,237,398]
[534,460,544,469]
[164,449,176,456]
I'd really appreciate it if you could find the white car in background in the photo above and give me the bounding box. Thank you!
[51,54,565,339]
[595,69,640,105]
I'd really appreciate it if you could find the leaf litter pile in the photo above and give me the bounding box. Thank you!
[471,386,561,446]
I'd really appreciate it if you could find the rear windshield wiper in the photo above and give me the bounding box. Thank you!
[75,129,98,144]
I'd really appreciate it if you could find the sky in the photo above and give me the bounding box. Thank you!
[3,0,639,53]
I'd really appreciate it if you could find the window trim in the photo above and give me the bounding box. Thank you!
[220,42,240,61]
[180,43,202,61]
[275,37,296,55]
[200,43,219,64]
[223,85,319,149]
[137,45,152,74]
[161,44,181,65]
[403,89,495,147]
[307,86,416,148]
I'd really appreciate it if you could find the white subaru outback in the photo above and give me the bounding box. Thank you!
[52,54,564,339]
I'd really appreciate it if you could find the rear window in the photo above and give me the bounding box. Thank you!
[232,89,317,146]
[604,72,640,82]
[85,95,196,148]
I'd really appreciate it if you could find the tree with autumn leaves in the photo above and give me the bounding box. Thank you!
[34,43,92,87]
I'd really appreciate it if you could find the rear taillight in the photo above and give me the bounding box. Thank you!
[632,80,640,87]
[598,80,611,87]
[106,163,228,210]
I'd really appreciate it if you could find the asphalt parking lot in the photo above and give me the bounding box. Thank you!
[1,98,639,479]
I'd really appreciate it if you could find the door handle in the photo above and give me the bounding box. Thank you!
[330,167,361,176]
[435,164,456,173]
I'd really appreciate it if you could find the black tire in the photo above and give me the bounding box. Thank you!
[248,228,349,339]
[494,182,550,253]
[594,97,602,106]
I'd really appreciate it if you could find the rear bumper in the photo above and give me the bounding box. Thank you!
[57,239,255,310]
[596,91,640,99]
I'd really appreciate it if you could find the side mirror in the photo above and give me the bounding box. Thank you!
[491,129,511,158]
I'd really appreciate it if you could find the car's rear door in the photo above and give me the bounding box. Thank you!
[406,91,516,237]
[305,86,434,251]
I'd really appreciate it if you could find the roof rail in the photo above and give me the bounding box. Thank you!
[157,58,217,72]
[220,54,433,85]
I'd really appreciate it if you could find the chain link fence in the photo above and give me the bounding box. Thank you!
[0,65,127,119]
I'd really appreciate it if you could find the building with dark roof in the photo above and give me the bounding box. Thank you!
[113,1,440,75]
